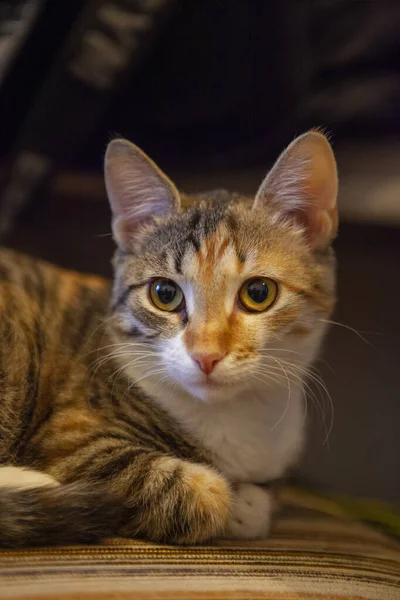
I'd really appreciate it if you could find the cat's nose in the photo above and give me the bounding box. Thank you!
[191,351,226,375]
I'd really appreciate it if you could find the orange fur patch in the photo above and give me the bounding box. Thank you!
[182,462,231,519]
[52,408,102,433]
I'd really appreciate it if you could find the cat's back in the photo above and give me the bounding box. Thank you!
[0,249,112,458]
[0,247,110,318]
[0,248,112,377]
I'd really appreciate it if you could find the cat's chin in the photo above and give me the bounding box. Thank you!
[183,379,242,403]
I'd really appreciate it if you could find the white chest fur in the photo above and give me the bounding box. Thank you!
[150,382,305,483]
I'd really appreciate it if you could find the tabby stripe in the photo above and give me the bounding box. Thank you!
[174,250,184,275]
[10,342,40,458]
[112,284,143,311]
[21,263,46,309]
[165,496,191,541]
[76,295,105,354]
[119,325,143,338]
[69,288,99,354]
[0,263,11,280]
[174,210,202,273]
[33,264,47,310]
[82,447,153,483]
[153,464,183,501]
[121,401,198,458]
[112,412,170,453]
[61,439,133,480]
[21,405,54,454]
[226,211,238,232]
[61,433,139,465]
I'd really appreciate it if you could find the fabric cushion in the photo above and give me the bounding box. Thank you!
[0,488,399,600]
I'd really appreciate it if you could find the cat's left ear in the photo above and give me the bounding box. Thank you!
[253,131,338,249]
[104,139,180,249]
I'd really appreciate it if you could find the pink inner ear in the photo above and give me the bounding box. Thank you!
[265,132,338,249]
[113,214,153,236]
[289,205,338,249]
[105,139,181,250]
[297,145,338,248]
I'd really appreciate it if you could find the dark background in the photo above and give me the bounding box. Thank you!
[0,0,399,502]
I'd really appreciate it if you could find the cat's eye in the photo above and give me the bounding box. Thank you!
[239,277,278,312]
[149,278,184,312]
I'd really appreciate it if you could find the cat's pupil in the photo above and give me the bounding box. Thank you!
[247,279,268,303]
[156,280,176,305]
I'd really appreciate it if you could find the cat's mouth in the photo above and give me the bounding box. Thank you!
[202,379,225,388]
[192,376,231,390]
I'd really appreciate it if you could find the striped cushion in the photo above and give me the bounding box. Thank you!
[0,489,399,600]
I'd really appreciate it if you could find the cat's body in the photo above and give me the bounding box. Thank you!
[0,131,338,547]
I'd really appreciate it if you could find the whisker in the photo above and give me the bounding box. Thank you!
[249,370,286,388]
[89,349,158,374]
[258,355,334,445]
[86,341,153,356]
[260,346,335,375]
[270,372,291,432]
[319,319,378,348]
[106,355,157,385]
[121,367,168,402]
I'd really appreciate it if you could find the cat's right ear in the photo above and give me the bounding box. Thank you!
[104,139,180,249]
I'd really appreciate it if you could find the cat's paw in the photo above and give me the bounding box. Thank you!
[225,483,273,539]
[126,457,232,545]
[176,462,232,543]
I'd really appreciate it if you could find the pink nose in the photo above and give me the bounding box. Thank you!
[191,351,226,375]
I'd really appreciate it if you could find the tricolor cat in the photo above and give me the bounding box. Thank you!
[0,131,337,546]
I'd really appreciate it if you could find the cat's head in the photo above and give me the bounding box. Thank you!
[105,132,337,402]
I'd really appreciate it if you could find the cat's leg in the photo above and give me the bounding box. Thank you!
[49,446,232,544]
[225,483,275,539]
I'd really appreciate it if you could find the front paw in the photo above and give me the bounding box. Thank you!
[225,483,273,540]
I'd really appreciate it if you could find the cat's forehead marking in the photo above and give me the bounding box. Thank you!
[191,224,244,284]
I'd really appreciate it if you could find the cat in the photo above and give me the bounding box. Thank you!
[0,130,337,547]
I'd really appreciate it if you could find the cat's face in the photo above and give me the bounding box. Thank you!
[111,201,335,401]
[105,132,338,402]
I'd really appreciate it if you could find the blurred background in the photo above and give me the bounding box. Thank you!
[0,0,398,502]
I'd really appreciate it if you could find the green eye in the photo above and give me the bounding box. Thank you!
[239,277,278,312]
[149,278,184,312]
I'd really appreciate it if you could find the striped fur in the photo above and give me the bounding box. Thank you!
[0,132,337,547]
